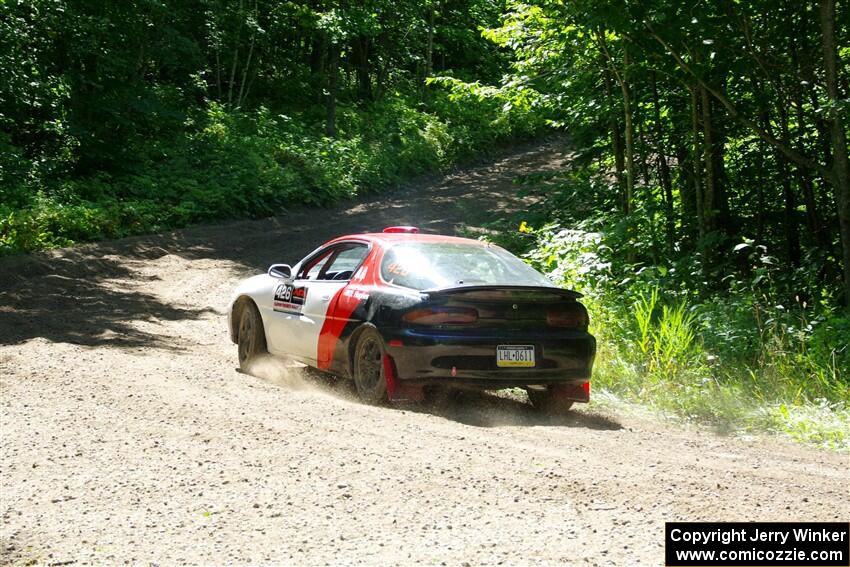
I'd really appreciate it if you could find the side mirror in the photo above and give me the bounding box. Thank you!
[268,263,292,279]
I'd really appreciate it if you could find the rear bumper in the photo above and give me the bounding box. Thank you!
[383,326,596,387]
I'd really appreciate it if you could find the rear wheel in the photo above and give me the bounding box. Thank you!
[353,328,388,404]
[237,302,267,373]
[525,386,574,413]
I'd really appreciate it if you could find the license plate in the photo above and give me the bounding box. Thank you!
[496,345,535,367]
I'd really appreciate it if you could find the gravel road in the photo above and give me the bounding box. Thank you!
[1,140,847,566]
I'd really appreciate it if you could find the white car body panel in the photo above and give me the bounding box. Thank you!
[228,263,340,366]
[228,273,278,345]
[229,240,371,367]
[269,278,345,365]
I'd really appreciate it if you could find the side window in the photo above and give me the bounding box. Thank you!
[296,244,368,281]
[297,250,335,280]
[319,245,369,281]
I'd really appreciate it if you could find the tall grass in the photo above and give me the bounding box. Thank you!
[515,224,849,450]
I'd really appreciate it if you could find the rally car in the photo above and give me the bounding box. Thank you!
[228,227,596,411]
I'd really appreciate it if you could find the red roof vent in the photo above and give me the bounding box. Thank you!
[383,226,419,234]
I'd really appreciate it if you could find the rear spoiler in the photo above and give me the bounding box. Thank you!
[422,284,583,300]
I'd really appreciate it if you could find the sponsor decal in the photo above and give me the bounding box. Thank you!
[385,262,410,277]
[273,283,308,314]
[343,289,370,301]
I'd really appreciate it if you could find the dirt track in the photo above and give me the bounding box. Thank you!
[1,140,847,566]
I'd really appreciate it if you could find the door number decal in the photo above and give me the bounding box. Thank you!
[274,283,308,313]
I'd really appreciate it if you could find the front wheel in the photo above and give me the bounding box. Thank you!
[525,386,574,413]
[237,302,267,374]
[353,328,388,404]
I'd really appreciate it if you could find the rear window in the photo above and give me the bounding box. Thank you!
[380,241,554,290]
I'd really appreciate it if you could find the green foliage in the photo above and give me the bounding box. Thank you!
[1,94,538,254]
[427,77,549,154]
[497,222,849,449]
[0,0,528,253]
[483,0,850,304]
[628,287,701,380]
[2,0,846,448]
[471,0,849,446]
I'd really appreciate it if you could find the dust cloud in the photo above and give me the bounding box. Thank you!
[243,354,314,391]
[243,354,358,402]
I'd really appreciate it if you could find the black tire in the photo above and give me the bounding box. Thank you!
[525,386,574,413]
[352,327,388,404]
[237,301,267,373]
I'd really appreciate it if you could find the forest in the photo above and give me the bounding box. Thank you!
[1,0,848,445]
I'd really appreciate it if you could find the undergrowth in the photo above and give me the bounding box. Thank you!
[483,221,849,451]
[1,87,543,255]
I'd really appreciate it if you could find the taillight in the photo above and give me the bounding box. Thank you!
[403,307,478,325]
[547,304,589,328]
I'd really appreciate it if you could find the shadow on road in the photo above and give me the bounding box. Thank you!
[0,138,568,349]
[0,247,215,348]
[411,391,623,430]
[273,368,622,431]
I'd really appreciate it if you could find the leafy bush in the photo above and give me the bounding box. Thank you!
[427,77,548,157]
[490,221,849,449]
[1,91,542,255]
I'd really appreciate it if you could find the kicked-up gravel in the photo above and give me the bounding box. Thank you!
[1,140,848,566]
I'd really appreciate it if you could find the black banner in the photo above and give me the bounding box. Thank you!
[666,522,849,566]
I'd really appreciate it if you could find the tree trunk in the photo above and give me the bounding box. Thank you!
[712,113,730,235]
[603,68,625,201]
[236,0,257,108]
[309,36,324,74]
[325,43,339,138]
[375,56,387,99]
[675,138,696,242]
[353,36,372,101]
[757,111,772,246]
[621,49,635,215]
[645,22,830,179]
[227,0,244,107]
[310,35,326,103]
[651,71,675,251]
[780,166,801,267]
[425,2,434,87]
[637,111,651,188]
[791,79,826,248]
[700,85,717,236]
[597,34,633,215]
[690,85,706,243]
[613,122,626,208]
[215,30,222,100]
[820,0,850,308]
[778,101,802,267]
[789,18,828,250]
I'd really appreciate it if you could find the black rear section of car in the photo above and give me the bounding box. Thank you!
[380,285,596,388]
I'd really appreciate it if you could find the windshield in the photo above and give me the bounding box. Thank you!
[380,241,555,290]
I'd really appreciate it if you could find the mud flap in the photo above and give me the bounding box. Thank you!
[383,353,424,402]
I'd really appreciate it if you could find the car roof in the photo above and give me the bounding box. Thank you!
[326,232,489,247]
